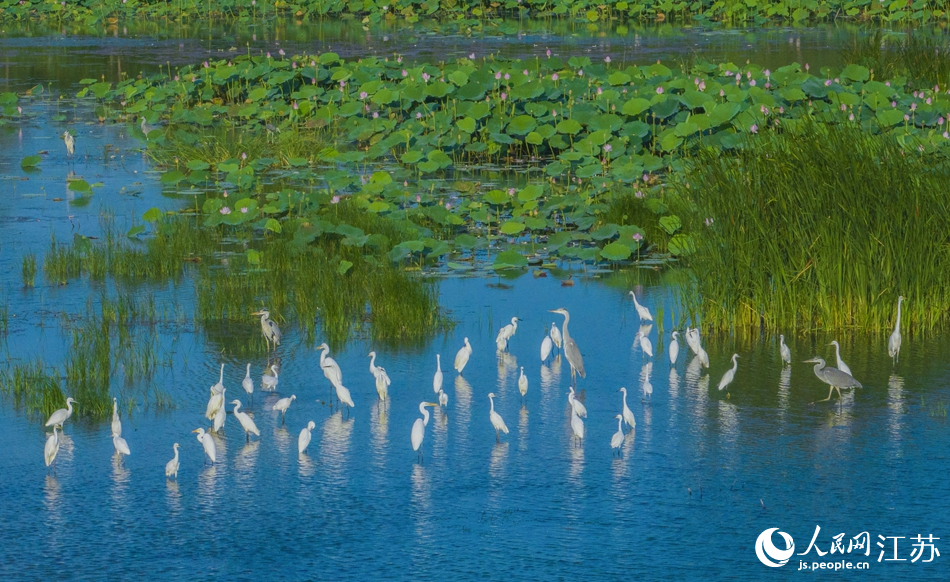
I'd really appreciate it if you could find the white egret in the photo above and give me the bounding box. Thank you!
[454,337,472,374]
[568,386,588,418]
[62,131,75,156]
[685,328,709,368]
[611,415,625,455]
[618,387,636,429]
[111,397,122,438]
[550,308,585,384]
[368,351,384,380]
[669,331,680,365]
[272,394,296,423]
[550,323,562,351]
[438,389,448,408]
[318,343,344,389]
[829,341,853,377]
[780,335,792,367]
[211,388,227,432]
[488,393,509,443]
[495,317,519,351]
[205,387,224,421]
[541,334,553,362]
[888,296,904,365]
[641,361,654,400]
[570,406,585,446]
[242,364,254,399]
[113,434,131,460]
[717,354,740,391]
[262,364,279,391]
[433,354,443,394]
[335,383,355,417]
[211,363,225,395]
[629,290,653,322]
[45,397,76,429]
[634,330,654,358]
[495,334,508,352]
[252,309,281,350]
[231,400,260,441]
[44,427,60,468]
[375,369,390,402]
[165,443,180,479]
[698,346,710,369]
[192,428,216,465]
[518,366,528,405]
[411,401,438,461]
[298,421,316,454]
[804,357,863,403]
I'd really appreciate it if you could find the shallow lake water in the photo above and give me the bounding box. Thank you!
[0,20,947,580]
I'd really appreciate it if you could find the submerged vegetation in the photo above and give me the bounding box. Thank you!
[677,121,950,333]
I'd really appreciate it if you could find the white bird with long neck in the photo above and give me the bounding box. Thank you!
[829,341,852,377]
[433,354,443,394]
[211,363,225,395]
[550,323,562,351]
[618,387,636,429]
[62,131,75,156]
[44,427,60,469]
[111,397,122,438]
[272,395,296,423]
[231,400,260,441]
[541,333,553,362]
[804,357,863,403]
[454,337,472,374]
[335,383,355,417]
[192,428,216,465]
[634,330,654,358]
[242,364,254,399]
[165,443,180,479]
[488,393,509,443]
[368,351,382,379]
[298,421,316,454]
[318,343,344,389]
[685,327,701,355]
[629,291,653,322]
[262,364,278,391]
[669,331,680,365]
[45,397,76,429]
[438,389,448,408]
[570,406,585,446]
[550,308,585,384]
[411,401,438,461]
[518,367,528,405]
[611,414,625,455]
[113,434,131,460]
[888,296,904,365]
[496,317,519,351]
[717,354,740,391]
[568,386,587,418]
[211,389,227,432]
[780,335,792,367]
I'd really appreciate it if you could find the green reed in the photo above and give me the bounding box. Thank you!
[1,360,64,420]
[675,120,950,333]
[21,253,36,288]
[843,30,950,87]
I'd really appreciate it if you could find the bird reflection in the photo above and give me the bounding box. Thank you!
[518,407,529,452]
[235,440,260,474]
[165,479,182,516]
[717,400,739,445]
[454,375,472,435]
[43,475,63,528]
[888,374,905,441]
[669,368,680,399]
[497,352,518,385]
[410,464,432,540]
[568,440,585,482]
[298,452,316,478]
[778,367,791,420]
[112,454,131,487]
[640,361,653,401]
[638,323,654,338]
[210,431,228,462]
[272,425,291,455]
[321,411,354,488]
[371,401,389,471]
[489,442,509,481]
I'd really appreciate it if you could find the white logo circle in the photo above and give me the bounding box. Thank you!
[755,528,795,567]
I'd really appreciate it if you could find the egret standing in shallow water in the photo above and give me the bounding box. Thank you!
[550,323,562,353]
[780,335,791,367]
[111,397,122,438]
[231,400,260,441]
[495,317,519,351]
[192,428,216,465]
[211,389,227,433]
[717,354,740,391]
[44,427,60,469]
[540,332,553,363]
[570,406,585,447]
[438,389,448,408]
[454,337,472,375]
[298,421,316,455]
[262,364,279,392]
[611,415,625,456]
[165,443,180,479]
[550,308,585,385]
[368,351,391,402]
[888,296,904,365]
[618,387,636,429]
[62,131,75,156]
[113,434,131,461]
[272,395,296,423]
[253,309,281,351]
[829,341,852,377]
[410,402,438,462]
[487,393,509,443]
[669,331,680,365]
[804,357,863,403]
[518,367,529,406]
[211,363,225,395]
[634,330,654,358]
[629,291,653,322]
[318,343,344,391]
[46,397,76,429]
[433,354,443,395]
[242,364,254,402]
[568,386,588,418]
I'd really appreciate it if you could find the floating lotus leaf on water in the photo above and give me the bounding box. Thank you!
[20,155,41,169]
[483,189,510,205]
[492,250,528,269]
[590,224,619,241]
[840,64,870,82]
[68,179,91,193]
[600,242,632,261]
[500,221,526,235]
[454,234,478,249]
[507,115,537,135]
[517,185,544,202]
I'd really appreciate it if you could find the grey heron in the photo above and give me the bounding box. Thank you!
[550,308,585,384]
[804,357,863,403]
[253,309,281,350]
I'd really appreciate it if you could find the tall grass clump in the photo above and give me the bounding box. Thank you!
[676,120,950,333]
[1,360,64,419]
[22,253,36,287]
[843,30,950,87]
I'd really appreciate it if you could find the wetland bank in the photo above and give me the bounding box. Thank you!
[1,13,948,580]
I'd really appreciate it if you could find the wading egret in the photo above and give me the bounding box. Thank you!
[433,354,443,394]
[140,116,160,136]
[829,341,853,377]
[570,406,585,447]
[192,428,216,465]
[253,309,281,350]
[495,334,508,352]
[298,421,316,454]
[568,386,588,418]
[242,364,254,399]
[611,415,625,455]
[438,389,448,408]
[496,317,519,351]
[888,296,904,365]
[374,369,390,402]
[211,389,226,432]
[111,397,122,438]
[698,346,710,369]
[335,384,355,417]
[165,443,180,479]
[629,291,653,322]
[211,363,225,395]
[634,330,654,358]
[541,334,553,362]
[206,387,224,421]
[454,337,472,375]
[231,400,260,441]
[488,393,509,443]
[113,434,131,460]
[669,331,680,365]
[318,343,343,389]
[518,367,528,405]
[618,387,636,429]
[411,402,438,462]
[804,357,863,403]
[550,308,586,384]
[550,323,562,351]
[685,327,700,355]
[262,364,278,391]
[44,427,60,468]
[62,131,75,156]
[45,397,76,429]
[780,335,791,367]
[272,395,296,423]
[717,354,740,391]
[641,361,653,400]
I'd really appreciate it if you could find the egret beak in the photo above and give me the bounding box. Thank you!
[191,429,200,433]
[425,402,438,407]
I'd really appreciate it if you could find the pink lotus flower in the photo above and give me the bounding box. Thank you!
[603,144,612,153]
[578,70,583,77]
[656,86,664,94]
[750,80,756,86]
[469,53,475,59]
[500,92,507,100]
[508,188,516,195]
[279,49,285,56]
[373,112,379,118]
[632,233,643,241]
[240,207,248,214]
[360,91,368,99]
[422,73,430,82]
[220,207,231,215]
[402,70,408,77]
[635,190,644,199]
[849,113,855,121]
[552,110,557,117]
[604,56,611,63]
[495,72,502,80]
[222,190,229,198]
[523,69,529,76]
[331,195,340,204]
[750,124,758,134]
[504,73,510,80]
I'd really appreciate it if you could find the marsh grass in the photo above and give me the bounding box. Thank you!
[21,253,36,288]
[843,30,950,87]
[1,360,64,420]
[153,124,333,167]
[676,120,950,333]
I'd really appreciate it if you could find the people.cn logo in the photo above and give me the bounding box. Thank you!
[756,528,796,567]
